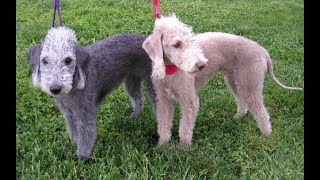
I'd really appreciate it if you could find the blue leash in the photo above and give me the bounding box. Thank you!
[51,0,63,27]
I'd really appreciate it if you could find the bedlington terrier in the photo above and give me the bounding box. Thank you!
[27,26,156,160]
[142,14,303,147]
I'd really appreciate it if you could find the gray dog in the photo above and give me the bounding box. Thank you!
[26,26,156,160]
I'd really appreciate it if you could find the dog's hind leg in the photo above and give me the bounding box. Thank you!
[224,75,248,119]
[247,93,271,137]
[237,71,271,137]
[144,76,157,113]
[124,75,143,118]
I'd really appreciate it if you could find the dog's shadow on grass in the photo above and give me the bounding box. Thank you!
[94,91,262,161]
[96,102,159,149]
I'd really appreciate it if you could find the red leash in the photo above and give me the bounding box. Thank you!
[151,0,178,75]
[152,0,160,19]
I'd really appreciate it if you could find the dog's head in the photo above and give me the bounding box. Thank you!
[26,26,90,96]
[142,14,208,80]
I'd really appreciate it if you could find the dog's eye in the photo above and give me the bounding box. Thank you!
[173,42,181,48]
[42,58,48,65]
[64,57,73,65]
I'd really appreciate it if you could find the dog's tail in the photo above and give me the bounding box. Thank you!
[266,54,303,91]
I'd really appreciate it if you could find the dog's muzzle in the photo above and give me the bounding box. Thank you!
[50,84,62,95]
[195,61,206,71]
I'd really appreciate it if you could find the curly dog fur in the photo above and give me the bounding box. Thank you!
[142,14,303,147]
[27,26,156,160]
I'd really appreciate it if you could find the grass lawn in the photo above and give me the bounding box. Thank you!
[16,0,304,179]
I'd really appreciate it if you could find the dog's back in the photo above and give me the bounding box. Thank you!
[86,34,152,81]
[193,32,270,90]
[82,34,154,102]
[194,32,266,64]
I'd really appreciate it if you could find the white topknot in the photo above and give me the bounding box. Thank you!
[41,26,78,61]
[45,26,77,44]
[154,13,193,35]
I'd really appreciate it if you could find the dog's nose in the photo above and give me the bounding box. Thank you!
[196,61,206,71]
[50,84,62,95]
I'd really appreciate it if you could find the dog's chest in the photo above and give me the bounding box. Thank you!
[163,87,177,100]
[159,78,182,101]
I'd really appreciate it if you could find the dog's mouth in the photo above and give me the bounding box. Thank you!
[188,69,202,74]
[181,60,207,74]
[187,65,206,74]
[41,82,73,96]
[43,88,69,97]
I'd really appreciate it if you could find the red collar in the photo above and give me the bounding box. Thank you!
[165,65,178,75]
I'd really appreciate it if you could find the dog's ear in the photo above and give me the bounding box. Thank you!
[76,45,91,89]
[142,32,166,80]
[26,43,42,87]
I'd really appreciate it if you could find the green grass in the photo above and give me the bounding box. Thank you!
[16,0,304,179]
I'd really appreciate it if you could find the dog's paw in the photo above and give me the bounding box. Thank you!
[258,122,272,137]
[179,140,192,148]
[234,112,247,119]
[77,156,95,163]
[260,128,272,137]
[130,111,141,118]
[233,115,242,120]
[77,155,95,162]
[77,154,89,160]
[76,150,92,162]
[157,139,170,147]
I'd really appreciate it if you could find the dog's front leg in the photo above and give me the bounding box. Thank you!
[54,101,79,145]
[156,91,174,146]
[177,92,199,147]
[75,109,97,160]
[62,112,78,145]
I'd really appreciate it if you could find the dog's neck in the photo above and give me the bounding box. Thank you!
[163,56,178,75]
